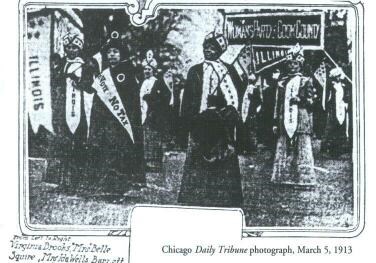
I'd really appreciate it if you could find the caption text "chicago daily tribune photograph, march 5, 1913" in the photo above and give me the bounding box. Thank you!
[21,0,363,235]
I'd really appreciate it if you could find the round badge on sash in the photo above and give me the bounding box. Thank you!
[117,73,125,83]
[111,30,119,39]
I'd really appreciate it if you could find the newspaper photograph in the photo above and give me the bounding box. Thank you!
[0,0,372,262]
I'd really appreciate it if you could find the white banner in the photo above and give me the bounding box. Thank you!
[92,68,134,143]
[26,14,54,134]
[284,75,301,138]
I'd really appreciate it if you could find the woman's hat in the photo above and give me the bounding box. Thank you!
[102,30,123,51]
[142,50,158,69]
[203,31,228,54]
[329,67,345,80]
[102,30,130,59]
[63,32,84,50]
[286,43,305,64]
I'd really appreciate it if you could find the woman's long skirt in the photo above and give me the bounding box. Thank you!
[271,133,315,184]
[178,137,243,207]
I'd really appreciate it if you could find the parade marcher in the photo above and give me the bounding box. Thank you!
[178,32,244,207]
[321,67,350,157]
[46,32,94,190]
[140,50,172,171]
[240,71,262,154]
[169,72,186,149]
[258,69,280,150]
[312,61,328,140]
[271,47,316,185]
[88,36,146,194]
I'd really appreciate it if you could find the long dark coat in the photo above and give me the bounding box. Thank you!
[142,78,173,169]
[87,61,145,193]
[143,78,173,133]
[178,62,244,207]
[322,80,350,156]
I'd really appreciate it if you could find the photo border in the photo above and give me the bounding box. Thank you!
[19,0,365,238]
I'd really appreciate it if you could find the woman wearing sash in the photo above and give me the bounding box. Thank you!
[140,51,172,171]
[271,48,316,185]
[240,72,262,154]
[321,67,350,158]
[88,37,146,194]
[46,32,95,191]
[178,32,244,207]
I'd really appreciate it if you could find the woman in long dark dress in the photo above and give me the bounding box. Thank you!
[45,33,93,190]
[240,72,262,154]
[140,51,172,171]
[178,32,244,207]
[88,38,146,194]
[321,67,350,157]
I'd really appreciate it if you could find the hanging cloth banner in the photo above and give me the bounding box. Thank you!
[252,47,290,73]
[224,12,324,49]
[284,75,301,138]
[92,68,134,143]
[27,15,54,134]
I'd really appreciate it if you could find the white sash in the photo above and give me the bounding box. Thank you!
[140,76,157,125]
[163,74,174,106]
[179,89,184,116]
[333,81,346,125]
[83,92,94,138]
[284,75,301,138]
[241,84,258,123]
[92,68,134,143]
[200,61,239,113]
[65,59,83,134]
[84,52,103,138]
[93,52,103,72]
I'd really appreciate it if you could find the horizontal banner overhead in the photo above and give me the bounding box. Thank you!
[224,12,324,49]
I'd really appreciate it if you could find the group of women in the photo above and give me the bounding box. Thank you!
[46,32,172,194]
[41,30,348,207]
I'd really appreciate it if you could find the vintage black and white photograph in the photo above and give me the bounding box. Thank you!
[22,0,363,233]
